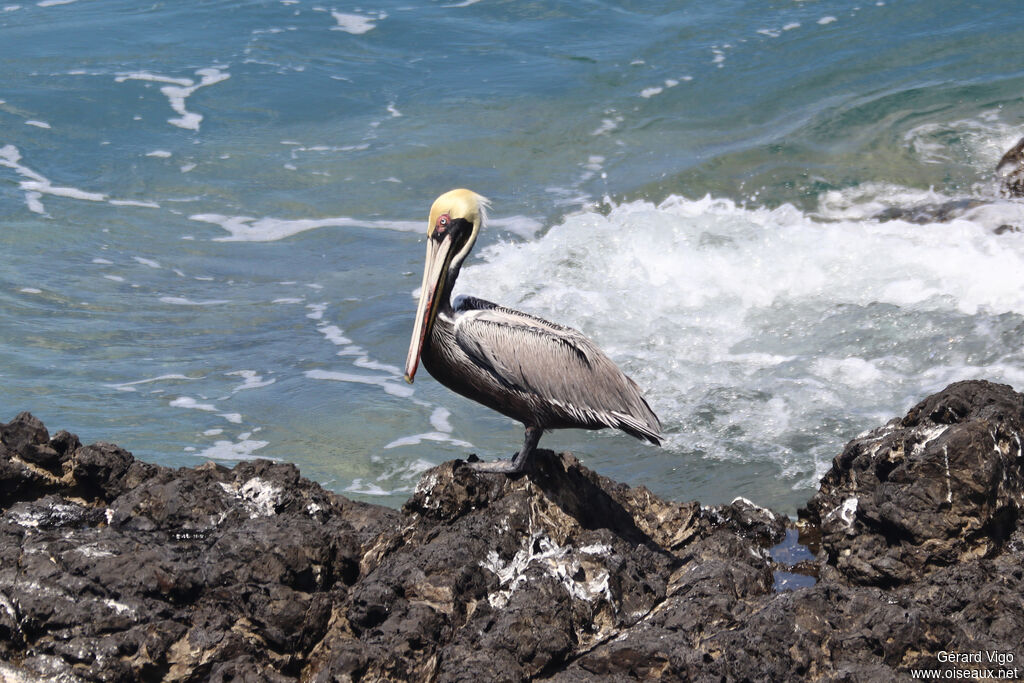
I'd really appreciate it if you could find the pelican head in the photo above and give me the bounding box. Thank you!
[404,189,489,383]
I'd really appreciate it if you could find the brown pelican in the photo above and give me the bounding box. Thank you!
[404,189,662,473]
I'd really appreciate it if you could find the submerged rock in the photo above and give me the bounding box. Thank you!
[873,198,987,225]
[873,135,1024,230]
[2,380,1023,680]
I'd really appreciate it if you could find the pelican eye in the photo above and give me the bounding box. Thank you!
[435,213,451,235]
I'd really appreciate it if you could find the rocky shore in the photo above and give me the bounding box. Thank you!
[1,379,1022,681]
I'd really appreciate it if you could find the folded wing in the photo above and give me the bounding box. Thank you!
[452,296,661,444]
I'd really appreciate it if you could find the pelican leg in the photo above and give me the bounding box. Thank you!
[468,426,543,474]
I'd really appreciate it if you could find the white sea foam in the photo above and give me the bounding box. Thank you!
[811,357,885,388]
[640,79,686,99]
[344,457,436,496]
[903,114,1020,169]
[757,23,801,37]
[458,189,1024,485]
[383,405,474,450]
[305,369,414,398]
[592,115,623,136]
[343,480,393,495]
[383,432,473,449]
[108,374,196,392]
[109,199,160,208]
[228,370,276,392]
[115,68,229,131]
[189,213,421,241]
[486,215,546,239]
[306,302,327,320]
[318,324,352,346]
[159,296,230,306]
[0,144,161,214]
[200,438,269,460]
[0,144,106,214]
[430,407,453,433]
[24,192,44,214]
[170,396,218,412]
[169,393,242,426]
[308,311,403,378]
[188,208,537,242]
[353,356,404,375]
[331,11,384,34]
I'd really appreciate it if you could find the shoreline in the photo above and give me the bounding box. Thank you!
[1,379,1023,680]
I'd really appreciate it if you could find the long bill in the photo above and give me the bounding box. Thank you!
[404,235,454,383]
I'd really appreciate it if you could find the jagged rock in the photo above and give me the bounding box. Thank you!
[801,379,1024,586]
[303,454,783,681]
[2,380,1024,681]
[0,418,372,681]
[998,136,1024,198]
[0,414,786,681]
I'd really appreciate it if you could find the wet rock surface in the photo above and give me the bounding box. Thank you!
[1,379,1023,681]
[873,135,1024,230]
[998,136,1024,198]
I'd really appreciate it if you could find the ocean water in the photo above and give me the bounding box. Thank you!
[2,0,1023,514]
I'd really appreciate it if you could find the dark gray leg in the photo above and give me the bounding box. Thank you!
[468,426,543,474]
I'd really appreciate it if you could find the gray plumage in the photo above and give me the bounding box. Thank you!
[420,295,661,472]
[453,295,659,441]
[406,188,661,473]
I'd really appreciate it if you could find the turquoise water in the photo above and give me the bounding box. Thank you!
[2,0,1024,513]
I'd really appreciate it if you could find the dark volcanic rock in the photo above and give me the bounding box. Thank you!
[998,136,1024,198]
[0,413,784,681]
[557,382,1024,681]
[304,455,785,682]
[0,415,385,681]
[801,379,1024,587]
[2,380,1024,681]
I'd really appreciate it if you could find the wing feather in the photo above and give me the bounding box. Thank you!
[452,296,661,443]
